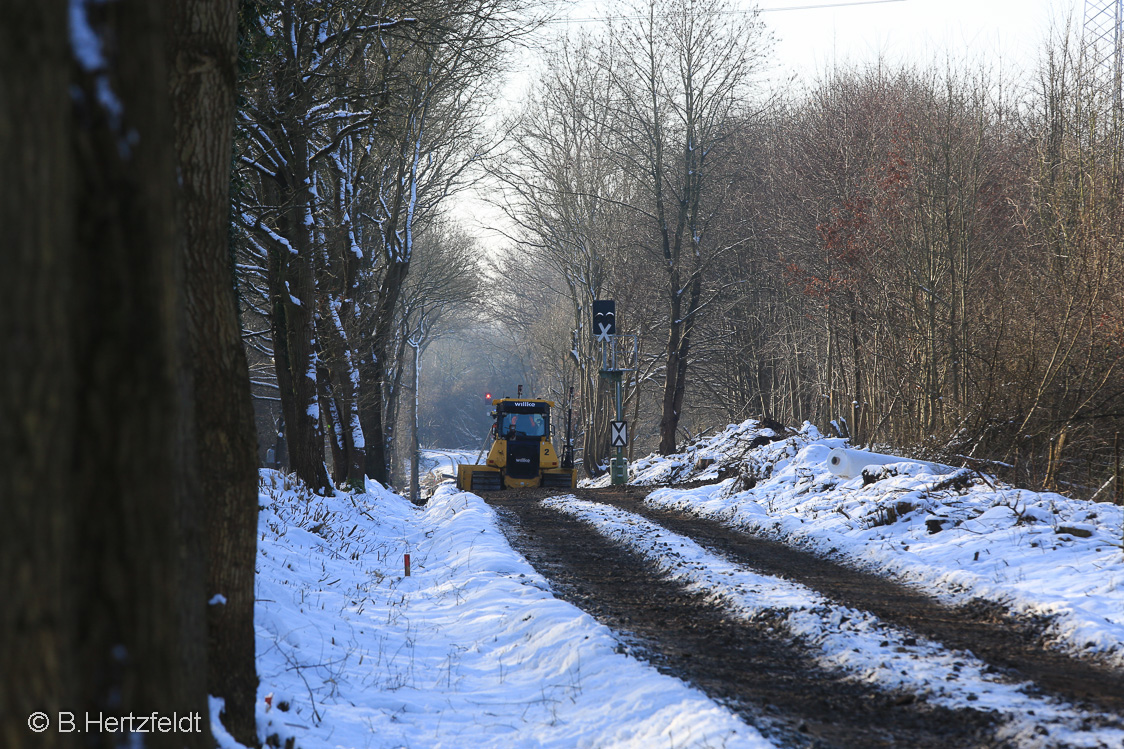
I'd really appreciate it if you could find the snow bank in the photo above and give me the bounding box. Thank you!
[251,470,769,748]
[546,496,1124,748]
[618,420,1124,669]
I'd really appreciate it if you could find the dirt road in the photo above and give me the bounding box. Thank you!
[486,486,1124,748]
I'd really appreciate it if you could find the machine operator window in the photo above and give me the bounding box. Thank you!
[507,412,545,438]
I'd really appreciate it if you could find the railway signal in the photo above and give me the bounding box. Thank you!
[610,421,628,447]
[593,300,615,343]
[596,300,635,486]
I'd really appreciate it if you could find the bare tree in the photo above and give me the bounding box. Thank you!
[168,0,260,743]
[236,0,539,489]
[357,0,540,484]
[387,221,484,498]
[492,35,641,474]
[611,0,770,454]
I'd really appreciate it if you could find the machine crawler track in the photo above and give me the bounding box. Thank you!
[468,470,502,492]
[540,470,576,489]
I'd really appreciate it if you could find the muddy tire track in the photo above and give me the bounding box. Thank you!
[570,485,1124,719]
[488,492,1003,748]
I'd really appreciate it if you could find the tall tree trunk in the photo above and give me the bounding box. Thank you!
[850,300,864,444]
[318,158,367,488]
[657,236,685,455]
[274,140,331,493]
[168,0,261,744]
[364,260,411,484]
[410,340,421,503]
[3,2,211,746]
[1,5,76,744]
[318,357,349,484]
[661,274,701,453]
[658,319,683,454]
[316,294,365,487]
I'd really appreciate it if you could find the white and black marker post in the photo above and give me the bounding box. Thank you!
[595,300,630,485]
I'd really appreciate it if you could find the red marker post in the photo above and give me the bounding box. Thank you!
[404,552,411,577]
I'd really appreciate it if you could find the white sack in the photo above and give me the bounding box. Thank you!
[827,447,947,479]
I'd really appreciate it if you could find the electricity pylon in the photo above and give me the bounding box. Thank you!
[1084,0,1123,116]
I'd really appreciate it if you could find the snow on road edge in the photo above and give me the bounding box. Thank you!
[251,470,770,749]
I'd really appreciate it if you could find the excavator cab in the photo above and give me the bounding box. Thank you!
[456,398,577,492]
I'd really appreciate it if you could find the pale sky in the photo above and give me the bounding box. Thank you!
[538,0,1080,92]
[763,0,1076,81]
[454,0,1085,253]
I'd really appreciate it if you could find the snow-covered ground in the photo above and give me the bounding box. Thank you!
[245,468,770,749]
[545,495,1124,748]
[239,432,1124,748]
[593,420,1124,670]
[417,448,479,479]
[414,448,479,497]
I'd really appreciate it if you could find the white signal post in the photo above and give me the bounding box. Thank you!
[594,300,636,486]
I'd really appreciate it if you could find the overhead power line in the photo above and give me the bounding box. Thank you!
[761,0,905,12]
[550,0,907,25]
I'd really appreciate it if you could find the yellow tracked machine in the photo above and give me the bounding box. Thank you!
[456,397,577,492]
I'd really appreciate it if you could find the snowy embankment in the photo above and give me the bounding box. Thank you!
[247,470,770,749]
[417,448,479,479]
[592,421,1124,669]
[544,496,1124,748]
